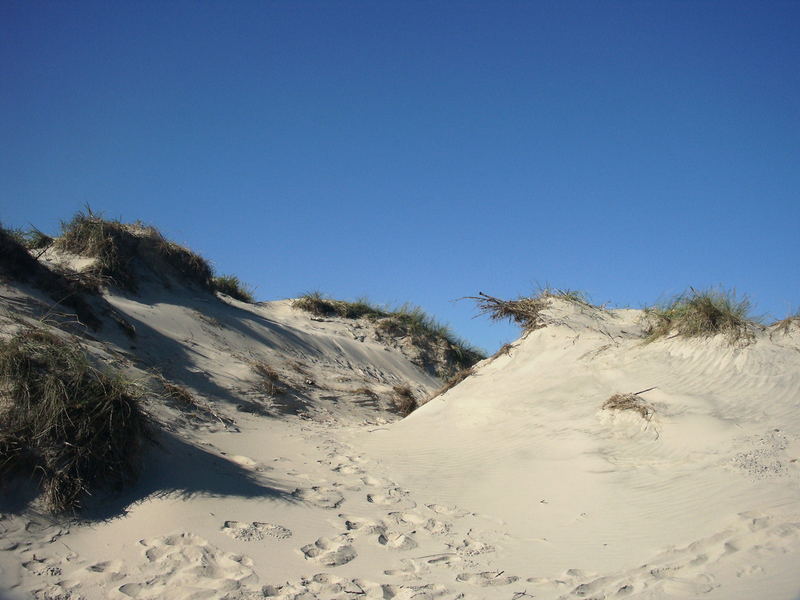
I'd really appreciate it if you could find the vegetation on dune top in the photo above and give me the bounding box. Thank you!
[0,225,101,330]
[771,310,800,334]
[0,329,151,514]
[468,287,593,331]
[55,209,215,293]
[293,292,485,377]
[212,275,255,303]
[43,209,255,302]
[643,287,757,344]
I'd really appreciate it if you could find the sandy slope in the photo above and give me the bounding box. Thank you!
[1,287,799,600]
[360,300,800,599]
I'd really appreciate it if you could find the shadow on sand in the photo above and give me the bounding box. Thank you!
[0,430,296,523]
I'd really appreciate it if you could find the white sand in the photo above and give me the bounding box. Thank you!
[1,285,799,600]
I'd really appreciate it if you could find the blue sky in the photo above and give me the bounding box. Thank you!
[2,1,799,352]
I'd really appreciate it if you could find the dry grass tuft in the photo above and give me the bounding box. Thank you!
[392,384,418,417]
[0,329,150,513]
[643,287,756,344]
[771,311,800,335]
[252,361,283,396]
[429,367,474,400]
[467,288,591,331]
[602,392,654,421]
[212,275,255,303]
[353,387,379,400]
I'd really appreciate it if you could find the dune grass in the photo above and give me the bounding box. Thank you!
[293,293,485,376]
[643,287,756,343]
[292,291,388,319]
[468,288,592,330]
[55,209,214,293]
[252,361,284,396]
[0,329,150,513]
[602,392,654,421]
[5,227,53,251]
[212,275,255,303]
[428,366,475,401]
[392,384,418,417]
[771,310,800,334]
[0,225,101,330]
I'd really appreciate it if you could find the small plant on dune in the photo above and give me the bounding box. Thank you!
[429,367,474,401]
[0,329,150,513]
[771,310,800,335]
[212,275,255,303]
[154,373,233,426]
[4,226,53,251]
[602,389,656,421]
[392,384,418,417]
[643,287,757,344]
[467,288,592,331]
[252,361,283,396]
[353,387,379,401]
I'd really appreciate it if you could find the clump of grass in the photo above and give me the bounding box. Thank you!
[292,292,389,319]
[55,209,214,293]
[0,329,150,513]
[643,287,756,344]
[392,384,418,417]
[602,391,655,421]
[468,288,591,331]
[154,375,233,426]
[0,226,101,330]
[771,310,800,335]
[353,386,379,401]
[212,275,255,303]
[429,367,474,400]
[252,361,283,396]
[5,227,53,251]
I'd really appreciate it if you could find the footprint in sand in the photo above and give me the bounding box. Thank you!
[378,531,418,550]
[123,532,259,598]
[300,534,357,567]
[82,559,127,584]
[292,486,345,509]
[222,520,292,541]
[426,503,471,517]
[367,488,416,508]
[339,514,386,535]
[456,571,519,586]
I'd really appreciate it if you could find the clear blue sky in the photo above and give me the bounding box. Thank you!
[2,1,798,352]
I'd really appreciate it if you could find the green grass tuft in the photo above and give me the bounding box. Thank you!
[0,329,150,513]
[643,287,756,344]
[212,275,255,303]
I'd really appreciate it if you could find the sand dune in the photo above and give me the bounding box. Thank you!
[1,247,799,599]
